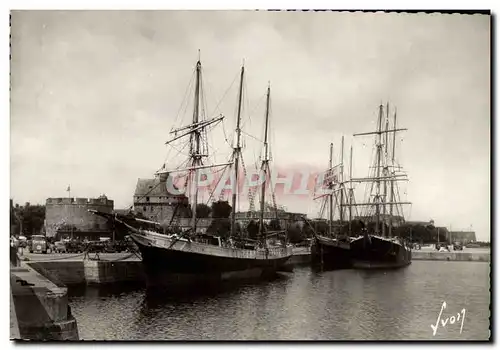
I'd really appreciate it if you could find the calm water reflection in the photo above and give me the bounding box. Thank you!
[68,261,490,340]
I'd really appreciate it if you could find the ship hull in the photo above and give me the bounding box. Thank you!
[130,232,292,288]
[311,236,352,269]
[350,235,412,270]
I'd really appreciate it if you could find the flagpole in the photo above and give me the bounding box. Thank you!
[67,185,72,240]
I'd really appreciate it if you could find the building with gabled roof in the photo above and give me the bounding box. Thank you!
[133,174,190,224]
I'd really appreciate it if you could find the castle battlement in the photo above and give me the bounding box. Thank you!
[45,195,114,238]
[46,197,114,206]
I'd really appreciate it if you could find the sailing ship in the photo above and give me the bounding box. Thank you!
[346,103,412,269]
[307,139,352,269]
[92,58,293,287]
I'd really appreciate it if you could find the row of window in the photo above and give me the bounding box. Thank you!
[136,196,178,202]
[141,206,172,212]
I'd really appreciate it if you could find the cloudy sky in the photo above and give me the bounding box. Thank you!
[10,11,490,240]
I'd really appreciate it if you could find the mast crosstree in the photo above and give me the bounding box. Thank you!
[342,103,411,237]
[155,58,233,234]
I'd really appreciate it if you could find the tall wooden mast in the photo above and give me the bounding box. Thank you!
[258,84,271,245]
[382,103,389,237]
[230,64,245,237]
[348,145,353,235]
[190,59,202,233]
[389,108,397,237]
[375,104,383,235]
[340,136,345,226]
[328,143,334,237]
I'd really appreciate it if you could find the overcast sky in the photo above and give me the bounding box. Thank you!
[10,11,490,240]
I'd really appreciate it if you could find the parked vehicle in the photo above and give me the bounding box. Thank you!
[30,235,48,254]
[54,241,67,254]
[107,240,131,253]
[66,240,85,253]
[435,243,450,252]
[453,242,464,251]
[18,236,28,248]
[85,241,107,254]
[466,243,480,248]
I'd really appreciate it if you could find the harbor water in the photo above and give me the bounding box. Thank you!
[68,260,490,341]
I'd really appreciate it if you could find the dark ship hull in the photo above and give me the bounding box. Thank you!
[311,235,352,269]
[130,231,293,288]
[350,235,412,269]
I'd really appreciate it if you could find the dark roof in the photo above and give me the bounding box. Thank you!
[134,178,166,196]
[134,177,188,201]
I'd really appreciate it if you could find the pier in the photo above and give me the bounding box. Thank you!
[16,246,490,288]
[412,250,490,262]
[10,264,79,340]
[22,252,144,286]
